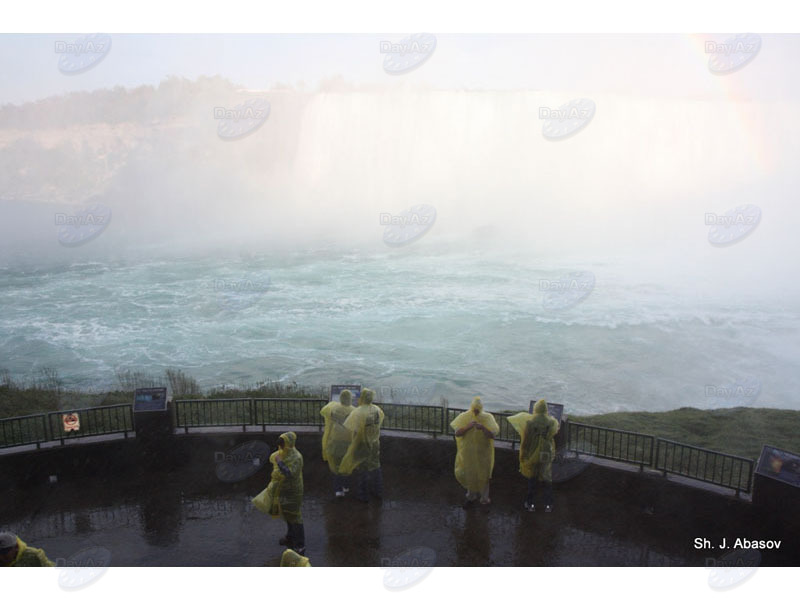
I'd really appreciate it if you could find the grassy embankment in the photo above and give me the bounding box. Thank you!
[570,407,800,463]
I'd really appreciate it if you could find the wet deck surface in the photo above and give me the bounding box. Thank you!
[1,456,703,567]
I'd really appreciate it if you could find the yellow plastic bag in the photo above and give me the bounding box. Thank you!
[252,480,280,517]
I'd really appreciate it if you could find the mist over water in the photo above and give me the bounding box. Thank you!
[1,35,800,414]
[1,242,799,414]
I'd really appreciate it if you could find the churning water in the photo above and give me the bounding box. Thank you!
[1,243,798,415]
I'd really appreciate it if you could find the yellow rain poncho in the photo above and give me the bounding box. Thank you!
[339,389,385,474]
[2,536,54,567]
[320,389,355,474]
[280,548,311,567]
[507,399,560,481]
[450,397,500,493]
[252,432,304,523]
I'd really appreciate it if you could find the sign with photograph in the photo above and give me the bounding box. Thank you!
[330,384,362,405]
[756,445,800,488]
[62,413,80,432]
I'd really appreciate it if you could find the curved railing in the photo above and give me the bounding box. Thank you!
[0,404,133,449]
[567,421,655,469]
[0,398,755,494]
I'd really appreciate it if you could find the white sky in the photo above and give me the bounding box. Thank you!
[1,33,799,105]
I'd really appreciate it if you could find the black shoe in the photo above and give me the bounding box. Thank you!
[524,501,535,512]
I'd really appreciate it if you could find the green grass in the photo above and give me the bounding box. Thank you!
[570,407,800,463]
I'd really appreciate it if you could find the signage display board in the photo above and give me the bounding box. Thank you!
[756,445,800,489]
[134,387,168,413]
[528,400,564,423]
[330,384,362,405]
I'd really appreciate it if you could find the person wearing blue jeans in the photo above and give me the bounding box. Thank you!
[526,477,553,511]
[332,474,351,496]
[355,467,383,502]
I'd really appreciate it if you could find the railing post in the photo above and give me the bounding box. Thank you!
[41,414,48,448]
[260,399,266,433]
[567,420,571,452]
[46,412,53,444]
[656,438,667,477]
[746,461,754,495]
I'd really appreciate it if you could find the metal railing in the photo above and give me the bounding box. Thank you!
[175,398,445,434]
[176,398,254,432]
[0,413,49,449]
[377,403,444,436]
[0,405,133,449]
[48,405,134,444]
[567,421,655,469]
[254,398,326,430]
[0,398,759,495]
[496,413,521,444]
[174,398,329,432]
[655,438,754,495]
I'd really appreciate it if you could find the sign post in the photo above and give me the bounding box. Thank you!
[753,445,800,517]
[133,387,175,463]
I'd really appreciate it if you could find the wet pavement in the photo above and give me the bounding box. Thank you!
[1,454,709,567]
[2,429,798,567]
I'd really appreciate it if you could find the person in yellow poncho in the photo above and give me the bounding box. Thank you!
[252,432,306,554]
[320,388,356,498]
[450,397,499,508]
[339,388,384,503]
[507,398,560,512]
[0,532,54,567]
